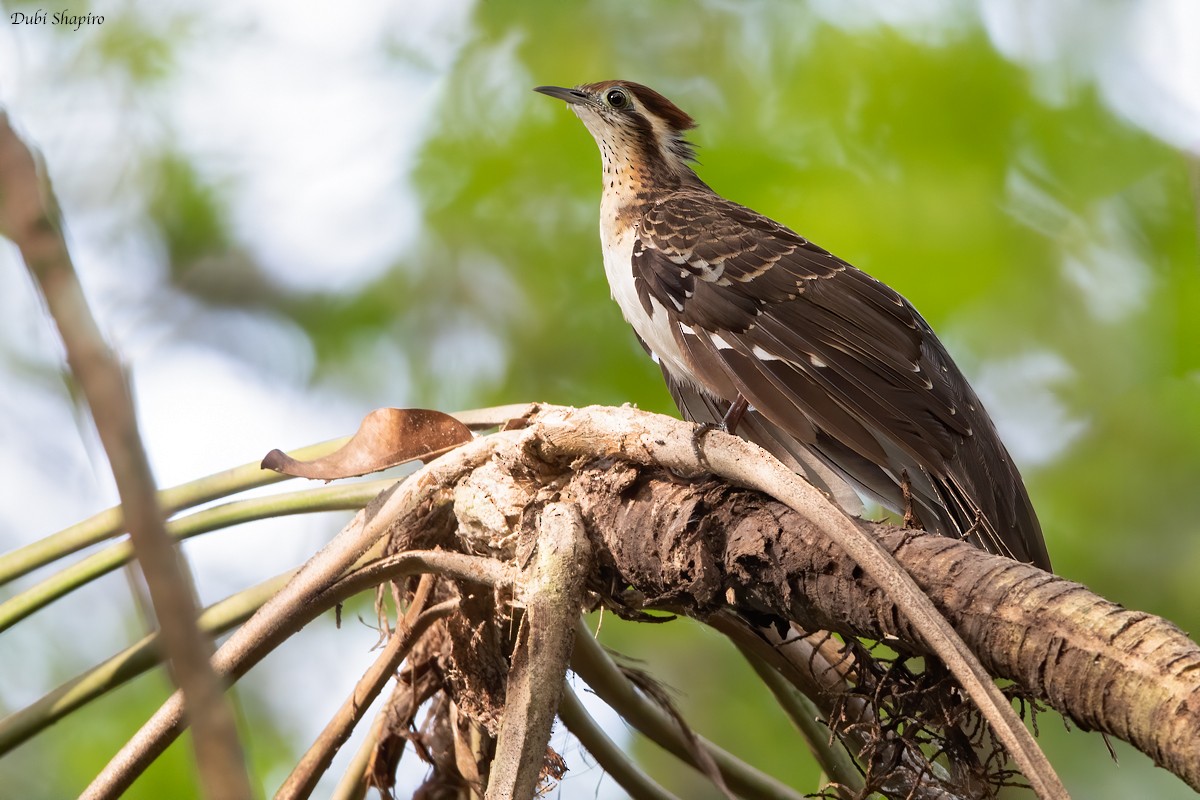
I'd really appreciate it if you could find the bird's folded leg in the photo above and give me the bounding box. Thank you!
[720,395,750,434]
[900,470,920,530]
[689,395,750,468]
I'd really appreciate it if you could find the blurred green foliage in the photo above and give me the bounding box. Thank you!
[2,1,1198,797]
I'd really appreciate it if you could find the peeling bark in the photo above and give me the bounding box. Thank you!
[563,457,1200,790]
[78,404,1200,798]
[374,405,1200,795]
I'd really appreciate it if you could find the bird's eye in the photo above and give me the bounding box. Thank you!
[605,88,629,109]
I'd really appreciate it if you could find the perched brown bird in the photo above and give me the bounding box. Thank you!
[536,80,1050,570]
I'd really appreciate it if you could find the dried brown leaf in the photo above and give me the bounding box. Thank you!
[261,408,473,480]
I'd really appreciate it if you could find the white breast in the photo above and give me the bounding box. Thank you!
[599,212,691,380]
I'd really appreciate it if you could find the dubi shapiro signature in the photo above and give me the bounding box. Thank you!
[10,10,105,31]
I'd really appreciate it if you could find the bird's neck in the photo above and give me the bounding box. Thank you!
[597,146,704,236]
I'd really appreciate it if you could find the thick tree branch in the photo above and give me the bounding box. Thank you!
[558,446,1200,789]
[59,402,1200,797]
[378,404,1200,793]
[533,404,1065,798]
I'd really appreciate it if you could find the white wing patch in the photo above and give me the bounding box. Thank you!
[752,345,783,361]
[710,333,736,351]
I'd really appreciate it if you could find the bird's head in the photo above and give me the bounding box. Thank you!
[535,80,698,184]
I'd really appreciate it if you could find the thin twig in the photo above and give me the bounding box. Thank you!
[453,403,539,431]
[329,704,386,800]
[0,569,295,755]
[0,480,391,633]
[571,619,808,800]
[712,621,860,798]
[347,550,514,594]
[80,431,521,799]
[0,111,252,799]
[277,578,455,799]
[557,683,680,800]
[0,436,349,586]
[0,403,534,587]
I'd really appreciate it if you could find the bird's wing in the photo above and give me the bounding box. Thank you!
[632,189,1049,569]
[659,367,867,515]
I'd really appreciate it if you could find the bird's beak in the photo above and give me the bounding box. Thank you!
[534,85,590,106]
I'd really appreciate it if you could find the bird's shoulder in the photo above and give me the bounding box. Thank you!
[631,188,925,354]
[633,188,842,294]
